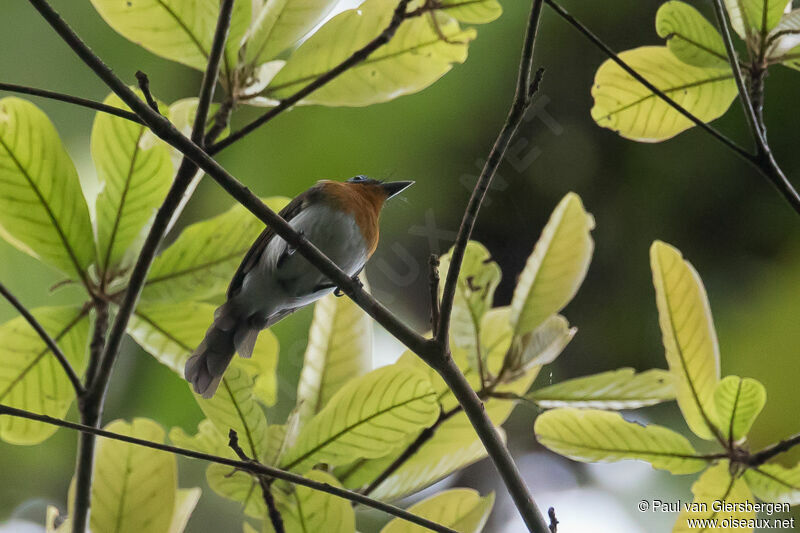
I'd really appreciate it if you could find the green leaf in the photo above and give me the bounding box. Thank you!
[127,301,279,399]
[744,463,800,504]
[265,0,476,106]
[713,376,766,443]
[89,0,252,76]
[91,419,177,533]
[196,364,269,460]
[534,408,707,474]
[767,9,800,58]
[279,470,355,533]
[505,314,576,379]
[296,275,373,426]
[656,1,729,67]
[591,46,736,141]
[439,0,502,24]
[141,197,289,302]
[381,488,494,533]
[169,418,228,455]
[438,241,501,372]
[92,93,173,276]
[673,461,755,533]
[723,0,790,39]
[0,97,93,278]
[509,192,594,337]
[280,365,439,472]
[244,0,340,65]
[0,307,88,445]
[531,368,675,409]
[650,241,721,440]
[168,487,202,533]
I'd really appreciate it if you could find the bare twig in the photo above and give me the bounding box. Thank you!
[0,281,84,396]
[548,507,558,533]
[428,255,441,337]
[0,82,143,123]
[748,432,800,466]
[134,71,160,114]
[228,430,285,533]
[0,404,457,533]
[545,0,800,214]
[207,0,413,155]
[83,301,108,392]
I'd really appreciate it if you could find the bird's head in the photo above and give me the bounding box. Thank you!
[344,175,414,201]
[320,175,414,214]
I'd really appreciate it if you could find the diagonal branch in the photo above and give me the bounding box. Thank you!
[748,432,800,466]
[0,404,458,533]
[228,430,285,533]
[545,0,800,215]
[207,0,413,155]
[0,281,84,396]
[0,82,143,123]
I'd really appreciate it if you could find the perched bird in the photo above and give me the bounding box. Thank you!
[185,176,414,398]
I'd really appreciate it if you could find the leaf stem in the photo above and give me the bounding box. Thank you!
[228,430,285,533]
[0,404,458,533]
[747,432,800,466]
[0,281,84,396]
[0,82,143,123]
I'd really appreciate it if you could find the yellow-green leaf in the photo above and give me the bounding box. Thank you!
[0,307,88,445]
[723,0,790,39]
[439,0,502,24]
[505,314,575,379]
[169,418,228,455]
[744,463,800,504]
[127,302,278,406]
[92,93,173,276]
[381,488,494,533]
[244,0,340,64]
[296,275,373,426]
[168,487,202,533]
[89,0,252,76]
[531,368,675,409]
[767,9,800,58]
[673,461,755,533]
[280,365,439,472]
[651,241,721,440]
[714,376,766,443]
[265,0,476,106]
[142,197,289,302]
[534,408,707,474]
[279,470,355,533]
[591,46,736,141]
[656,1,728,67]
[91,419,177,533]
[439,241,501,371]
[0,97,93,278]
[509,192,594,336]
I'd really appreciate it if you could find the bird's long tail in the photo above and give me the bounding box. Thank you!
[185,303,258,398]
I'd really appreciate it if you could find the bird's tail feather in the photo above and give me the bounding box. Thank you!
[185,302,249,398]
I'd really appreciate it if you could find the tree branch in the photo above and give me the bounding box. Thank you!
[428,255,441,337]
[0,281,84,396]
[545,0,800,215]
[134,71,160,114]
[207,0,413,155]
[0,82,143,123]
[747,432,800,466]
[228,430,285,533]
[548,507,558,533]
[0,404,458,533]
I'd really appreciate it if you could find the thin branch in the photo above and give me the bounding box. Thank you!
[83,300,108,391]
[0,404,458,533]
[0,82,143,123]
[543,0,752,163]
[134,71,160,114]
[0,281,84,396]
[194,0,233,148]
[428,255,441,337]
[207,0,413,155]
[545,0,800,214]
[748,432,800,466]
[228,431,285,533]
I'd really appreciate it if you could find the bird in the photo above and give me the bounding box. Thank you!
[185,176,414,398]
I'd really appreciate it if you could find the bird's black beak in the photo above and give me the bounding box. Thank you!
[381,180,414,199]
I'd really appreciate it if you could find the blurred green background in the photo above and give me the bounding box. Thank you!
[1,0,799,532]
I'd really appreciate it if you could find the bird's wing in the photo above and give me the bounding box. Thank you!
[226,187,319,298]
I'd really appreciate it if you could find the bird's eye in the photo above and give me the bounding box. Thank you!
[349,175,368,183]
